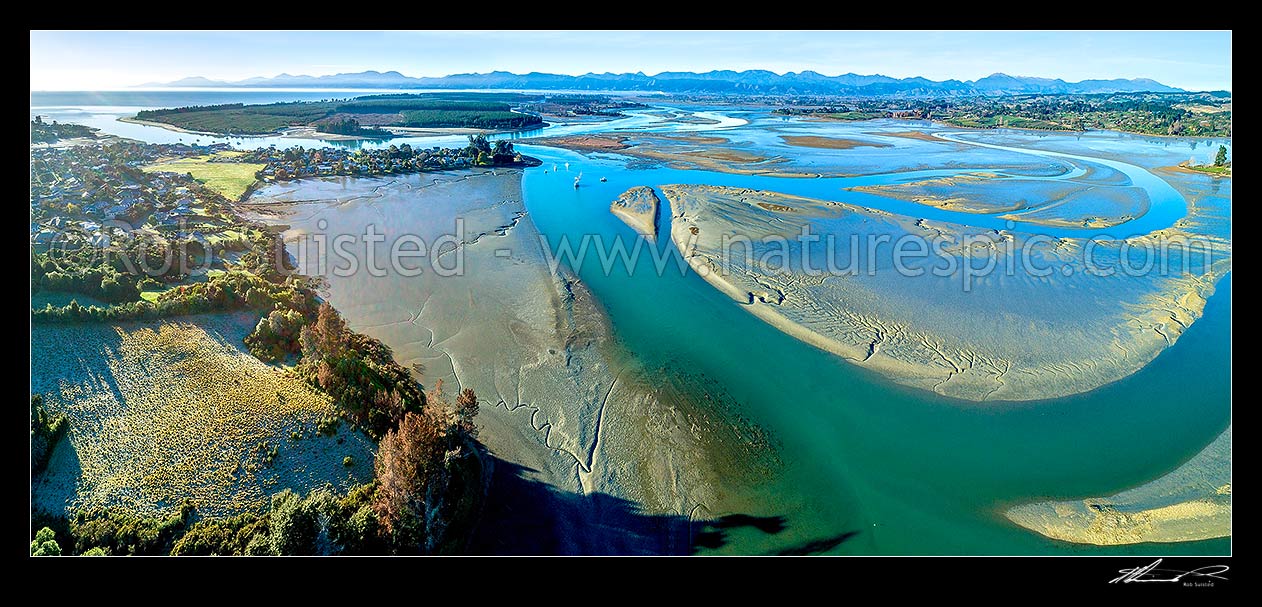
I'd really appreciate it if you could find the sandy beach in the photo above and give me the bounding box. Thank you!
[1005,426,1231,545]
[779,135,893,150]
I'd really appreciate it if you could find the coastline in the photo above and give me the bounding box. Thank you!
[120,116,379,141]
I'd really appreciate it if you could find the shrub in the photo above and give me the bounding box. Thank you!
[298,303,426,437]
[316,414,341,436]
[244,532,273,555]
[245,308,307,362]
[171,512,267,556]
[69,501,193,556]
[31,527,61,556]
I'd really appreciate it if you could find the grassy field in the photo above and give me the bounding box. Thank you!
[142,152,264,201]
[31,313,375,518]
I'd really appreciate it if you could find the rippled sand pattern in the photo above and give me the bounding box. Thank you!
[665,183,1229,401]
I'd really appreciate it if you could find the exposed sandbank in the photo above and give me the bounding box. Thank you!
[1005,426,1231,545]
[528,134,630,152]
[664,183,1229,402]
[1160,163,1233,179]
[247,170,781,553]
[609,186,660,240]
[536,133,825,178]
[779,135,893,150]
[853,172,1152,228]
[873,130,946,143]
[385,126,503,137]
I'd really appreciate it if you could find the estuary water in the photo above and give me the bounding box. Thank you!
[33,90,1231,554]
[513,145,1231,554]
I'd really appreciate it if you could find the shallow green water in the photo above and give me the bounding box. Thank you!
[513,138,1230,555]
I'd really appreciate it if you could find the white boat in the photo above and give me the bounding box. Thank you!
[600,177,608,182]
[574,172,582,188]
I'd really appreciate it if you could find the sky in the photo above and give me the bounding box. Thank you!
[30,30,1232,91]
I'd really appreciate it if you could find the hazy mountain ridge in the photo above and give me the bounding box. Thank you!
[141,70,1185,95]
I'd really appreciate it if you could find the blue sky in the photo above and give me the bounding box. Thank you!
[30,30,1232,91]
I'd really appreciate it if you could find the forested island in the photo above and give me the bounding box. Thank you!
[131,94,546,138]
[773,91,1232,137]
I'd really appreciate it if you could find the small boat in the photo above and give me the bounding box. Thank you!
[574,172,582,188]
[599,177,608,182]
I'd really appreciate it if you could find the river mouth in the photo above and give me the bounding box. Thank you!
[41,93,1231,554]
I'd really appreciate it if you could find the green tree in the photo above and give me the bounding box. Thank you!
[1214,144,1228,167]
[267,489,325,555]
[31,527,62,556]
[466,134,491,157]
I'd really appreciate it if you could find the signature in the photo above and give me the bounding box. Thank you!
[1110,559,1229,584]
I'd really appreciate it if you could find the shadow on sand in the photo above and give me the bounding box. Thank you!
[467,455,858,555]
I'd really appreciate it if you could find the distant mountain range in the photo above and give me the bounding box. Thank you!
[142,70,1184,96]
